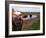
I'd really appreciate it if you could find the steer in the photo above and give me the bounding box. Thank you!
[12,11,23,31]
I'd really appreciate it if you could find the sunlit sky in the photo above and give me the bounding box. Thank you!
[12,6,40,13]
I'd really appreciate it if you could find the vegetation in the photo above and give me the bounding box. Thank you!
[32,19,40,30]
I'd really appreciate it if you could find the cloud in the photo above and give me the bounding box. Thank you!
[12,6,40,13]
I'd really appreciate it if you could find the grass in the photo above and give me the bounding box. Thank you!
[32,19,40,30]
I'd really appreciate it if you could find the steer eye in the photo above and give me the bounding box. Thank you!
[23,15,27,18]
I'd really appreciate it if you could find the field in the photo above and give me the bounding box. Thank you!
[32,19,40,30]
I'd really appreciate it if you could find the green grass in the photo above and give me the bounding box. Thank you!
[32,19,40,30]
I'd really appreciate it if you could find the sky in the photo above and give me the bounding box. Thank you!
[12,6,40,13]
